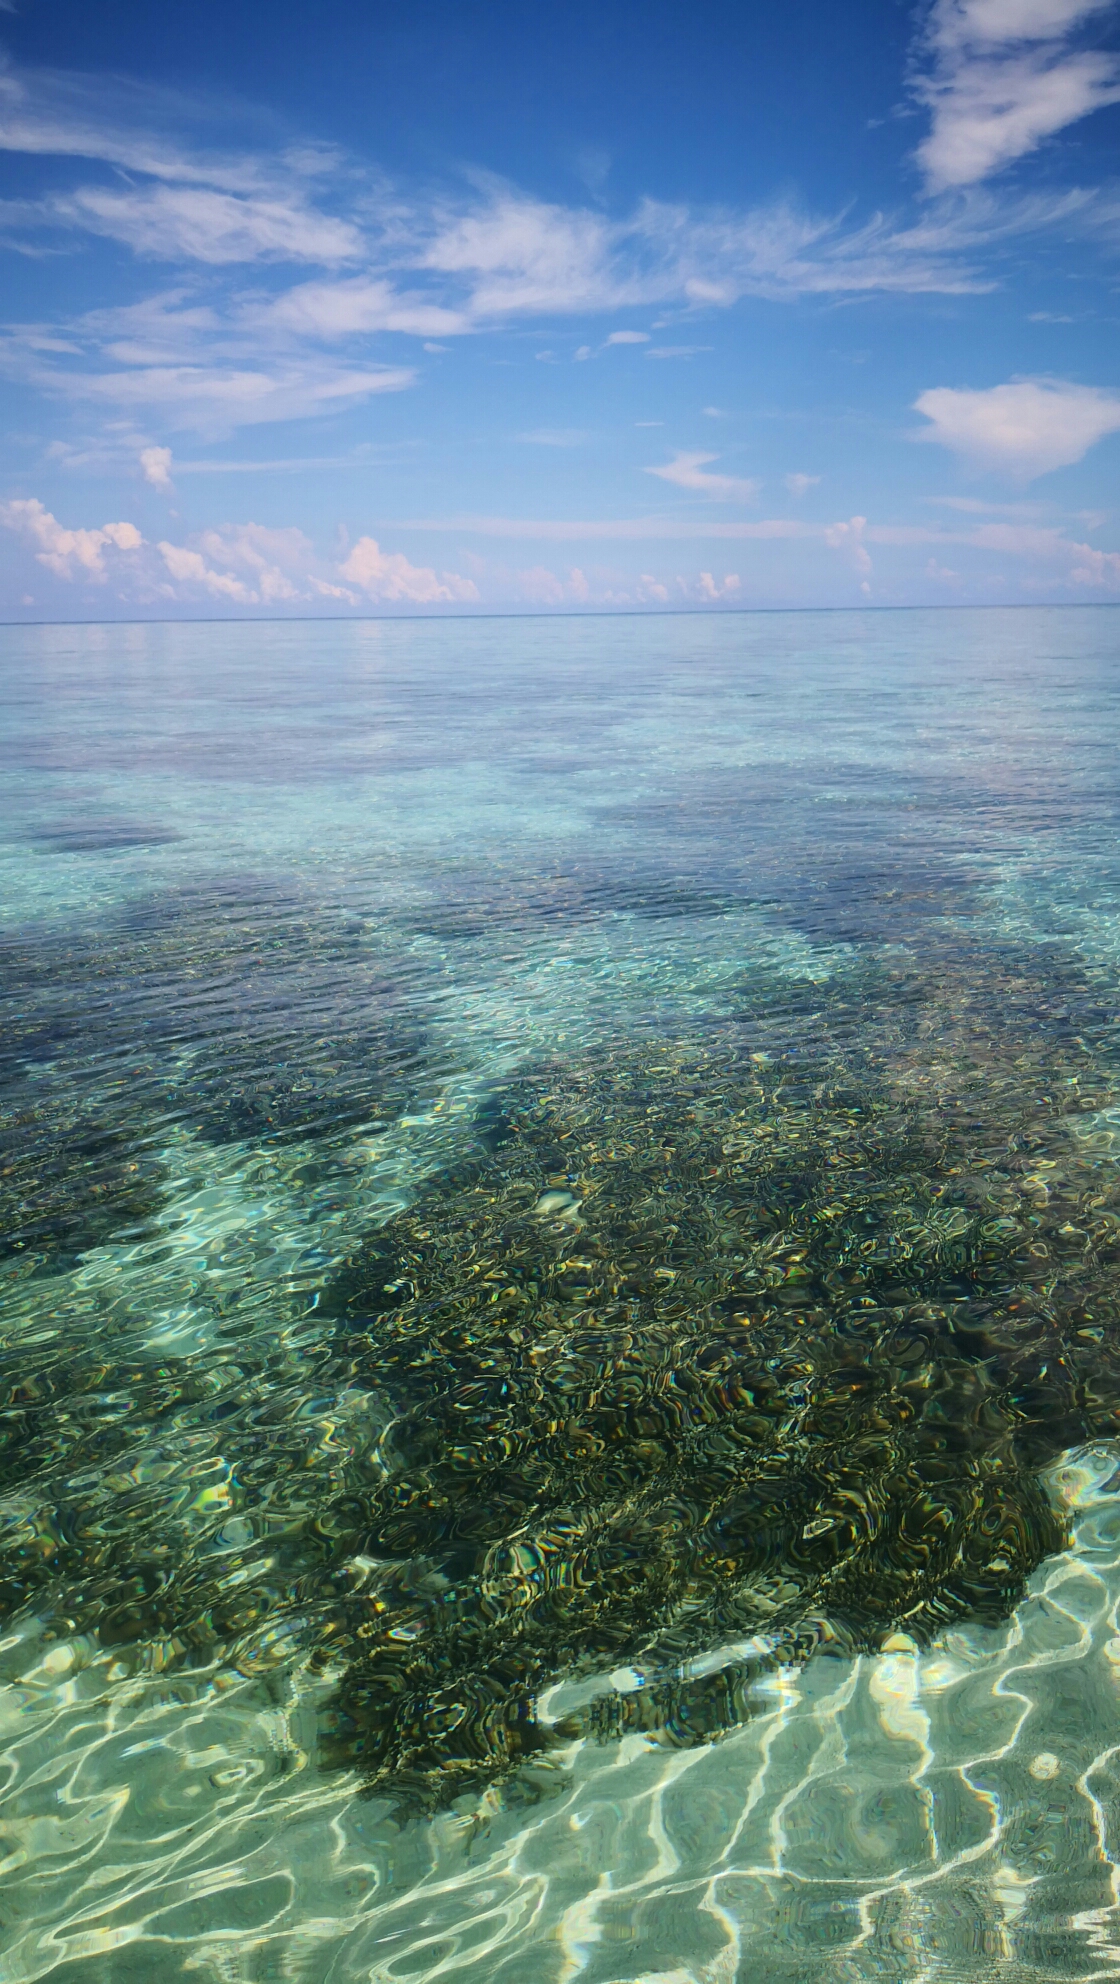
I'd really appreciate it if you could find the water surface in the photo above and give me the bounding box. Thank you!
[4,609,1120,1981]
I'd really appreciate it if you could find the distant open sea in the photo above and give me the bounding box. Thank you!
[5,607,1120,1982]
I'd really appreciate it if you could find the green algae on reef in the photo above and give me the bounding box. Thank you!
[6,946,1120,1809]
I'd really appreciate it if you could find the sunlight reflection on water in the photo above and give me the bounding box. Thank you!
[3,609,1120,1980]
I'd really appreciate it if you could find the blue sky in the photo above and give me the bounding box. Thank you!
[1,0,1119,616]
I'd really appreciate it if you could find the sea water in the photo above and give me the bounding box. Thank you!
[2,608,1120,1980]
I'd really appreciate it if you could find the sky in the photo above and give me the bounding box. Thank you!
[1,0,1119,617]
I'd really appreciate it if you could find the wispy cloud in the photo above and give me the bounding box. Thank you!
[243,277,466,339]
[912,376,1120,474]
[0,55,1009,325]
[0,51,1117,463]
[927,492,1048,511]
[0,293,417,433]
[516,428,591,445]
[376,514,808,539]
[53,183,362,266]
[0,67,365,266]
[912,0,1120,189]
[644,451,761,501]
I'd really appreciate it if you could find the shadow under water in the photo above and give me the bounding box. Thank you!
[5,940,1120,1815]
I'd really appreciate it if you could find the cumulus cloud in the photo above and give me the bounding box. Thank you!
[785,472,821,497]
[1068,540,1120,583]
[140,445,173,490]
[695,571,742,600]
[517,566,565,605]
[0,497,142,579]
[824,515,873,577]
[913,377,1120,475]
[912,0,1120,189]
[339,537,479,604]
[159,541,254,602]
[644,451,761,501]
[604,330,650,345]
[515,565,592,604]
[196,523,315,600]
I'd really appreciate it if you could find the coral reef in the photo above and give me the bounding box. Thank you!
[5,941,1120,1811]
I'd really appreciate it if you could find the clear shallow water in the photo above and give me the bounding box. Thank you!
[4,609,1120,1978]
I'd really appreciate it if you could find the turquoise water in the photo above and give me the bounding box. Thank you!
[4,609,1120,1978]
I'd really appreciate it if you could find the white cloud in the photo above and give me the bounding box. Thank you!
[156,521,482,607]
[424,193,624,317]
[824,515,873,576]
[420,187,997,321]
[140,445,173,490]
[194,522,315,601]
[644,451,761,501]
[0,71,365,273]
[247,277,466,339]
[517,566,567,604]
[0,495,484,609]
[785,472,821,497]
[4,54,1119,476]
[0,496,142,579]
[339,536,479,604]
[913,377,1120,475]
[863,514,1120,588]
[927,491,1047,511]
[515,565,593,604]
[159,541,254,602]
[378,513,809,539]
[913,0,1120,189]
[516,428,591,446]
[695,572,742,600]
[1068,541,1120,583]
[54,184,362,266]
[42,360,416,437]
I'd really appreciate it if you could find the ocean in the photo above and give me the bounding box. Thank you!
[3,607,1120,1981]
